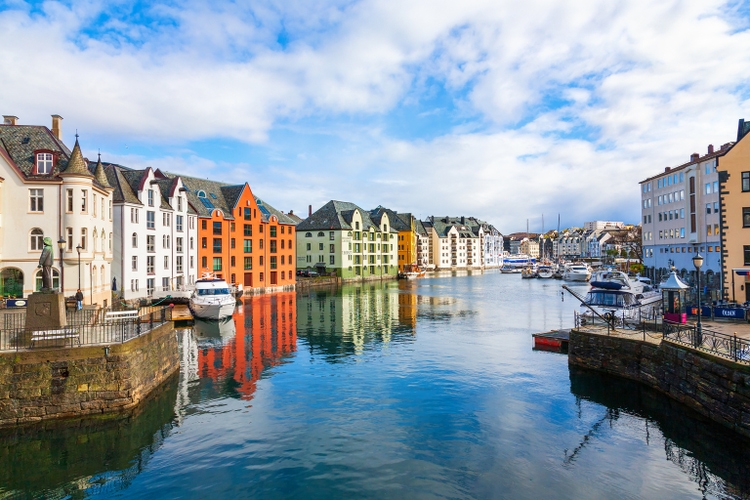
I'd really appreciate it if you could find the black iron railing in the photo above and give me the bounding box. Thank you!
[0,307,170,351]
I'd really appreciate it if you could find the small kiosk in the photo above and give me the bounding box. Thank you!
[662,270,690,324]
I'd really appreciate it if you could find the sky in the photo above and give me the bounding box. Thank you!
[2,0,750,233]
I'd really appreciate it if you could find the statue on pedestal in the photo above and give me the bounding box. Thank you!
[38,237,54,292]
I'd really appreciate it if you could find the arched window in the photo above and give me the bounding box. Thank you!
[92,266,98,290]
[317,231,324,237]
[30,228,44,251]
[101,267,105,290]
[305,232,312,237]
[35,268,59,291]
[132,233,138,248]
[109,232,113,252]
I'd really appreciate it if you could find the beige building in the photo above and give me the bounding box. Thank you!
[0,115,114,306]
[719,119,750,302]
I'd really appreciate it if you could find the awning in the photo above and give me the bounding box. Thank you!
[732,268,750,276]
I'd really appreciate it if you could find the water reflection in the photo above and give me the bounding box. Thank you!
[0,375,178,498]
[179,292,297,406]
[297,282,418,360]
[569,367,750,498]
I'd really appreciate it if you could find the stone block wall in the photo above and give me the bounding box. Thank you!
[0,323,179,427]
[569,330,750,438]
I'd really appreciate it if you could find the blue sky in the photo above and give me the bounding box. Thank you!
[2,0,750,232]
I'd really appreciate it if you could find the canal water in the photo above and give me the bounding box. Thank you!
[1,271,749,499]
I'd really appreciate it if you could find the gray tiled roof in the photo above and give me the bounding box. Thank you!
[297,200,382,231]
[0,124,70,178]
[369,206,411,232]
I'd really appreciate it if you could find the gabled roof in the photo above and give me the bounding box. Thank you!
[0,124,70,179]
[297,200,381,231]
[369,206,411,232]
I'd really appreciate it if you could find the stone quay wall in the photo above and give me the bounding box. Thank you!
[569,330,750,438]
[0,322,179,427]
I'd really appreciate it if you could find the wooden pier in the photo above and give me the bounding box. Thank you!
[532,329,570,353]
[170,304,194,326]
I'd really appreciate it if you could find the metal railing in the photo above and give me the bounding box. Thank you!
[574,311,750,364]
[0,307,170,351]
[2,308,99,330]
[662,323,750,363]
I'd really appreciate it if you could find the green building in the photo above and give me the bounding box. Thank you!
[296,200,398,280]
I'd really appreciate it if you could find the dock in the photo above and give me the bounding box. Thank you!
[171,304,194,326]
[532,329,570,353]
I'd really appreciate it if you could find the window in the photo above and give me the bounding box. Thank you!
[259,239,263,249]
[271,226,277,237]
[329,255,335,265]
[93,194,97,217]
[190,237,194,250]
[270,240,277,253]
[80,228,87,250]
[330,244,335,253]
[745,246,750,266]
[36,152,53,174]
[147,278,155,296]
[270,256,277,269]
[306,243,311,251]
[109,232,113,252]
[355,222,360,230]
[213,238,222,253]
[164,256,169,269]
[132,256,138,271]
[176,237,183,253]
[147,211,155,229]
[713,181,719,193]
[244,208,251,220]
[244,257,252,270]
[81,190,87,212]
[202,220,207,230]
[66,227,73,250]
[175,215,184,232]
[147,256,155,274]
[231,238,236,249]
[706,203,711,214]
[202,237,207,249]
[162,277,170,291]
[30,228,44,250]
[176,256,183,273]
[714,202,719,213]
[707,225,712,236]
[148,189,154,207]
[706,183,712,195]
[244,239,252,253]
[131,208,139,223]
[260,256,264,266]
[147,235,155,253]
[212,221,222,235]
[163,235,170,249]
[177,196,183,211]
[230,256,235,267]
[743,172,750,192]
[163,213,171,226]
[202,256,207,268]
[191,256,195,269]
[213,257,222,271]
[244,224,252,236]
[29,189,43,212]
[65,189,73,212]
[132,233,138,248]
[260,225,264,234]
[744,208,750,228]
[319,243,323,250]
[109,200,112,220]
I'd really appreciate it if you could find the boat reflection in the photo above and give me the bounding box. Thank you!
[0,376,178,498]
[181,292,297,404]
[569,366,750,498]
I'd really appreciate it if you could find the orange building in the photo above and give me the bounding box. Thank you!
[159,172,297,291]
[197,292,297,400]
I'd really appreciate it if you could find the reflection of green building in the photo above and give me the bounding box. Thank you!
[297,282,415,359]
[0,268,23,297]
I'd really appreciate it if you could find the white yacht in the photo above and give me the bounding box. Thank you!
[189,278,236,320]
[537,264,555,279]
[563,263,591,282]
[581,270,662,321]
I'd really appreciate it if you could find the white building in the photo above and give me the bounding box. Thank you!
[640,144,728,274]
[584,221,624,231]
[425,216,484,270]
[106,166,198,301]
[0,115,113,306]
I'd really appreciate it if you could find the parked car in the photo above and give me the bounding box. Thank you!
[301,270,319,277]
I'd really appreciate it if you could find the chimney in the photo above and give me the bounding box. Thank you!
[665,167,671,173]
[289,210,294,216]
[707,144,714,154]
[690,153,699,162]
[2,116,18,126]
[51,115,63,140]
[308,205,312,217]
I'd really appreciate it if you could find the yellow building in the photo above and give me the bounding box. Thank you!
[370,207,417,272]
[719,119,750,302]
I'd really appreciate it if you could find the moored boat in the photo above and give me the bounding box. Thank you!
[580,270,662,322]
[562,263,591,282]
[537,264,555,279]
[189,278,236,320]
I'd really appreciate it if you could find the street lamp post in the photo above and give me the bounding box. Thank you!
[693,253,704,348]
[76,244,82,291]
[57,238,65,293]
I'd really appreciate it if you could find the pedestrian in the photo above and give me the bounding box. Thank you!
[75,288,83,311]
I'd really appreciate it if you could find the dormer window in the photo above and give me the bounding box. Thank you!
[36,153,53,174]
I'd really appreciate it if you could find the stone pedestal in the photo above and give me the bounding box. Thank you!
[25,291,67,330]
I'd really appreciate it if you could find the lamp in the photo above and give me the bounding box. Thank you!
[57,237,65,293]
[76,244,82,291]
[692,253,704,347]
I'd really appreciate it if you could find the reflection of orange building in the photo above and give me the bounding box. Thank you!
[160,172,297,291]
[197,292,297,400]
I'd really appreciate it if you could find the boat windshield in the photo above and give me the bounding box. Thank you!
[584,291,635,307]
[197,288,231,296]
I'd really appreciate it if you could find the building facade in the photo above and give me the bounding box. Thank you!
[296,200,398,280]
[107,166,198,301]
[0,115,113,306]
[640,144,729,277]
